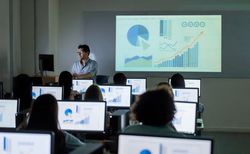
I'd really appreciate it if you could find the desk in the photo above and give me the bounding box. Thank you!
[32,76,58,85]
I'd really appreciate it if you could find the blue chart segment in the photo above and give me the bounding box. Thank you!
[160,20,172,39]
[112,95,121,103]
[75,116,90,125]
[133,86,140,93]
[157,43,199,67]
[65,108,73,116]
[127,25,149,48]
[140,149,152,154]
[125,55,152,67]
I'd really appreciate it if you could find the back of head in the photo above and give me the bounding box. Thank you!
[27,94,66,154]
[113,72,127,85]
[157,82,173,97]
[132,89,176,126]
[84,84,103,101]
[170,73,185,88]
[13,74,32,111]
[58,71,73,99]
[78,44,90,53]
[27,94,59,131]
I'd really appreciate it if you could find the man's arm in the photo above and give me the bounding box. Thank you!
[73,60,97,79]
[73,73,93,79]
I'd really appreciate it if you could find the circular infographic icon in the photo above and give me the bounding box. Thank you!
[127,25,149,47]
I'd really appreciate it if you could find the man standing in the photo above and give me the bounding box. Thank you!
[71,44,98,79]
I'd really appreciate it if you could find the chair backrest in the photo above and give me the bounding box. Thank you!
[96,75,109,85]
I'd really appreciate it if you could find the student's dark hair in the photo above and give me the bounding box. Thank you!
[78,44,90,53]
[132,89,176,126]
[113,72,127,85]
[13,73,32,111]
[58,71,72,100]
[157,82,171,87]
[170,73,185,88]
[157,82,174,97]
[27,94,66,154]
[84,84,103,101]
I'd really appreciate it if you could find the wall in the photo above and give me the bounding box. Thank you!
[0,0,11,91]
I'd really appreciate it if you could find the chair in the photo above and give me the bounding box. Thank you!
[96,75,109,85]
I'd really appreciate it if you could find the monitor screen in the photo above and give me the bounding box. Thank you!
[172,88,199,103]
[173,102,197,134]
[118,134,213,154]
[0,131,53,154]
[32,86,63,100]
[58,101,106,132]
[39,54,54,71]
[116,15,221,72]
[126,78,147,95]
[0,99,18,128]
[98,85,132,108]
[169,78,201,96]
[72,79,94,93]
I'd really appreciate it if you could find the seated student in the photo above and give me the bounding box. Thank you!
[58,71,79,100]
[157,82,174,96]
[113,72,137,104]
[13,73,33,112]
[123,89,179,136]
[84,84,103,101]
[156,82,177,131]
[113,72,127,85]
[26,94,84,153]
[170,73,185,88]
[84,84,111,131]
[13,74,33,128]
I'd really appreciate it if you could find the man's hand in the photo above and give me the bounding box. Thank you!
[72,73,78,79]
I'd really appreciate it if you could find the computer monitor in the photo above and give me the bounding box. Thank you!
[98,85,132,108]
[39,54,54,72]
[118,134,213,154]
[0,130,54,154]
[172,88,199,103]
[0,99,18,129]
[32,86,63,100]
[169,78,201,96]
[72,79,94,93]
[58,101,106,132]
[126,78,147,95]
[173,102,197,134]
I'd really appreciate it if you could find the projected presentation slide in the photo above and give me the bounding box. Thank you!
[116,15,221,72]
[118,134,212,154]
[0,132,52,154]
[58,101,106,132]
[172,88,199,103]
[72,79,93,93]
[169,78,201,96]
[32,86,63,100]
[0,99,18,128]
[98,85,131,107]
[173,102,197,134]
[126,78,146,95]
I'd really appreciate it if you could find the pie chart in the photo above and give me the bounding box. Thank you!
[65,108,72,116]
[127,25,149,49]
[140,149,151,154]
